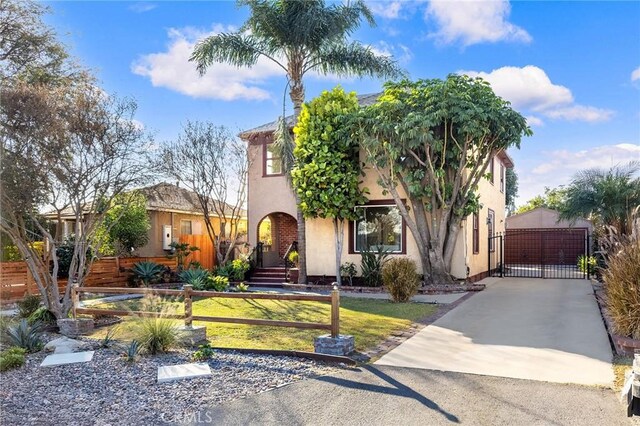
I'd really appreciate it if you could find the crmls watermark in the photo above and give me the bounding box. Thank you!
[160,411,216,424]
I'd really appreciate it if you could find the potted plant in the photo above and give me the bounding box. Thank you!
[288,250,299,283]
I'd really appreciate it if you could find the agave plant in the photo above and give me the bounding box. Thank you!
[6,319,44,353]
[179,268,209,290]
[122,340,141,362]
[131,261,165,287]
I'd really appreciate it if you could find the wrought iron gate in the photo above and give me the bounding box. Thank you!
[488,228,591,279]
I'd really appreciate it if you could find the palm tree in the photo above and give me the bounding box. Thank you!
[561,161,640,234]
[191,0,403,284]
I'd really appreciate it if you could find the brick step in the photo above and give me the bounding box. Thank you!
[245,282,285,288]
[247,277,285,284]
[252,272,287,278]
[253,267,286,273]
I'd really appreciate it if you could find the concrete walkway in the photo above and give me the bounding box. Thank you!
[195,366,631,425]
[376,277,614,386]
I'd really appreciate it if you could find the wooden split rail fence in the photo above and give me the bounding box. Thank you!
[73,285,341,337]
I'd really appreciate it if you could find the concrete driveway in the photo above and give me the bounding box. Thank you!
[376,277,614,386]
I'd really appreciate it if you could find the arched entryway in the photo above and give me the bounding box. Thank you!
[256,212,297,267]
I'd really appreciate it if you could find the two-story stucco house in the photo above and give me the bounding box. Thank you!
[239,94,513,283]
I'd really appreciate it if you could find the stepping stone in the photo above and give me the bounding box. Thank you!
[41,351,94,367]
[157,363,212,384]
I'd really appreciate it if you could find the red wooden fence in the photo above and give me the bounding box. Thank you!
[0,256,177,304]
[179,234,216,270]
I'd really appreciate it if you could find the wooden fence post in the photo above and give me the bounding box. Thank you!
[331,284,340,338]
[184,285,193,328]
[72,283,79,320]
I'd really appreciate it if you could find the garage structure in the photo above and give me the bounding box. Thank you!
[489,207,593,279]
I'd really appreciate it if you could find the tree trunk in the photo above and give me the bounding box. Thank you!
[333,218,343,286]
[290,79,307,284]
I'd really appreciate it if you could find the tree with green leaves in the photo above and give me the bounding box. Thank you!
[103,192,151,256]
[292,87,367,285]
[350,76,531,284]
[191,0,403,284]
[515,186,567,215]
[561,162,640,235]
[505,167,518,215]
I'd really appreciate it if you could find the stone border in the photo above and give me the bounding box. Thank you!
[282,283,484,294]
[209,347,357,366]
[592,281,640,356]
[353,291,478,363]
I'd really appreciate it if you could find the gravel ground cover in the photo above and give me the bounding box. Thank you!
[0,338,338,425]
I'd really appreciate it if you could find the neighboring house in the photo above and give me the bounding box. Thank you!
[506,207,593,232]
[239,94,512,282]
[44,182,248,260]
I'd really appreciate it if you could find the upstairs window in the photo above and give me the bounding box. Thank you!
[264,143,282,176]
[500,164,505,193]
[353,205,403,253]
[472,213,479,254]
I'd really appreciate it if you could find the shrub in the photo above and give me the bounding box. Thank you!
[27,307,56,325]
[55,235,93,278]
[168,242,199,272]
[0,347,27,372]
[360,247,390,287]
[17,295,41,318]
[206,275,229,292]
[192,343,215,361]
[603,239,640,339]
[382,258,419,303]
[133,317,179,355]
[122,340,141,362]
[132,296,181,355]
[229,258,250,281]
[131,261,165,287]
[6,319,44,353]
[236,282,250,292]
[340,262,357,286]
[577,255,597,275]
[287,250,299,267]
[100,326,119,348]
[179,268,210,290]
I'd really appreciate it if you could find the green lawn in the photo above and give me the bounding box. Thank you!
[88,295,438,353]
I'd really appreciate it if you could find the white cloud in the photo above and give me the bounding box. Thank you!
[632,66,640,82]
[426,0,531,46]
[517,143,640,203]
[525,115,544,127]
[368,1,404,19]
[461,66,572,111]
[460,65,614,123]
[369,41,413,64]
[132,25,285,101]
[128,2,157,13]
[543,105,614,123]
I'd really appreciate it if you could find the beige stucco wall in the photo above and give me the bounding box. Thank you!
[461,157,507,278]
[245,136,507,280]
[246,143,297,248]
[506,207,593,231]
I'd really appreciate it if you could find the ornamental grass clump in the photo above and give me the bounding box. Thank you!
[603,239,640,339]
[131,295,180,355]
[382,258,420,303]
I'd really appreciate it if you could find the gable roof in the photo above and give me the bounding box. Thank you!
[43,182,247,219]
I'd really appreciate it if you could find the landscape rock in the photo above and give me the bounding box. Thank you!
[44,337,88,354]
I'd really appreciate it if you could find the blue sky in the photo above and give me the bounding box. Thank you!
[45,0,640,204]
